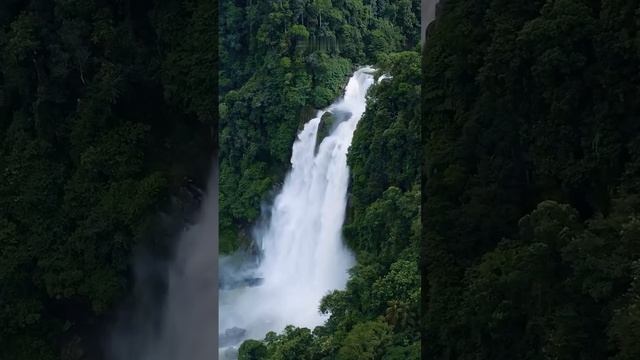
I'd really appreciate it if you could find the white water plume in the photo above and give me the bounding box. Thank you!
[219,67,376,357]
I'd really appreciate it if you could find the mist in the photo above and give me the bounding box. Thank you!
[107,161,218,360]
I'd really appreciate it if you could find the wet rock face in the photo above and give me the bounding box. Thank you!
[218,249,264,290]
[316,109,352,152]
[219,276,264,290]
[317,112,336,146]
[219,327,247,348]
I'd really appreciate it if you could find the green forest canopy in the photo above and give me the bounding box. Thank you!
[0,0,215,358]
[5,0,635,359]
[219,0,422,359]
[219,0,420,252]
[423,0,640,359]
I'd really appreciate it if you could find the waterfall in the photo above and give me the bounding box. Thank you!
[219,67,376,357]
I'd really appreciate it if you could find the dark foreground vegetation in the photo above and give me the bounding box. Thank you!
[0,1,216,358]
[424,0,640,358]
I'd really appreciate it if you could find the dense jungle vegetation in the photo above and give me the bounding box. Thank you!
[237,51,421,360]
[219,0,422,359]
[0,1,216,359]
[424,0,640,359]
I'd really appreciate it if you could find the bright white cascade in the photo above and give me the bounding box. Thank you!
[219,67,376,356]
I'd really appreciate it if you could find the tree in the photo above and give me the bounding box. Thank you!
[239,339,268,360]
[337,319,392,360]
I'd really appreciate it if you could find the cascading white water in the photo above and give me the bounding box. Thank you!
[219,67,376,357]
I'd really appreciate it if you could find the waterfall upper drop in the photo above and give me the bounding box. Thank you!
[219,67,376,355]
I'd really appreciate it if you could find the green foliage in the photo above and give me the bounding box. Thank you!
[264,327,318,360]
[337,319,392,360]
[219,0,421,253]
[239,339,268,360]
[0,0,215,358]
[239,49,422,359]
[348,51,421,209]
[346,186,419,263]
[423,0,640,358]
